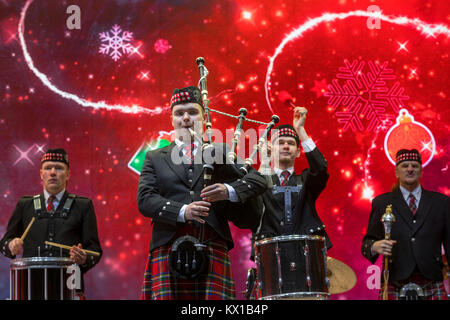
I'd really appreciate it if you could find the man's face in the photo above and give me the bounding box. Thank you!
[395,160,422,188]
[171,103,205,142]
[271,136,300,168]
[40,161,70,195]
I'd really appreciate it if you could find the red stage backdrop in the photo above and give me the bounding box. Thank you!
[0,0,449,300]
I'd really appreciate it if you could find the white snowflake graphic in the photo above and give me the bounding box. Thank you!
[99,24,134,61]
[324,59,410,132]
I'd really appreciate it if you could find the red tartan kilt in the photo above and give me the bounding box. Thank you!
[141,225,235,300]
[379,280,448,300]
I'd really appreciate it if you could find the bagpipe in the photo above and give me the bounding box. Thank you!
[168,57,279,280]
[193,56,279,179]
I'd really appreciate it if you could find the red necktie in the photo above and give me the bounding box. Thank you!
[47,195,56,213]
[184,143,195,164]
[408,193,417,215]
[280,170,290,186]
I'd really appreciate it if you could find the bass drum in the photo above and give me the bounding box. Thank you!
[255,235,329,300]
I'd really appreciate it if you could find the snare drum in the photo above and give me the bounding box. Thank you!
[10,257,78,300]
[255,235,329,300]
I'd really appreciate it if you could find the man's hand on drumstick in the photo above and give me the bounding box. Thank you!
[70,243,87,265]
[293,106,307,128]
[293,106,309,142]
[8,238,23,256]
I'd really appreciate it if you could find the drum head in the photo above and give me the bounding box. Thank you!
[255,234,325,246]
[11,257,73,269]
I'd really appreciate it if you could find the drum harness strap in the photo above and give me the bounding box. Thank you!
[33,193,76,255]
[255,174,303,237]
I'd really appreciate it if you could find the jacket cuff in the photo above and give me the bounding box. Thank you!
[1,240,14,259]
[154,200,184,226]
[227,178,255,202]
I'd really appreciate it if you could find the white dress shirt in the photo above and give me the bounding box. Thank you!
[399,185,422,208]
[43,189,66,210]
[274,167,294,182]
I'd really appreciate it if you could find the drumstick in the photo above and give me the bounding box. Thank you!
[20,217,35,241]
[44,241,100,256]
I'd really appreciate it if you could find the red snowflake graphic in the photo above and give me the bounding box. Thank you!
[324,59,410,132]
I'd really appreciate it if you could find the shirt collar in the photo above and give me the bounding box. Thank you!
[274,167,294,178]
[399,185,421,201]
[43,189,65,202]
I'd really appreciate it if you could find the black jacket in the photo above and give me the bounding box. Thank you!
[361,187,450,282]
[0,191,102,274]
[137,142,267,251]
[253,147,332,250]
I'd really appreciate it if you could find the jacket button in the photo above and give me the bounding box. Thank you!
[411,237,415,242]
[159,212,162,216]
[413,220,416,223]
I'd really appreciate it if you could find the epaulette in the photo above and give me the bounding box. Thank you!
[33,194,42,216]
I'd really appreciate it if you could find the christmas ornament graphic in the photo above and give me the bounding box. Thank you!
[384,109,436,167]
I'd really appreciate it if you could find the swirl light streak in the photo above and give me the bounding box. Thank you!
[264,10,450,113]
[19,0,167,115]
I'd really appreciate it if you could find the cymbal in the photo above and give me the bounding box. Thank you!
[326,257,357,295]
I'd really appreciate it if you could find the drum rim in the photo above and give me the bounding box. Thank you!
[255,234,325,246]
[10,257,73,269]
[259,292,330,300]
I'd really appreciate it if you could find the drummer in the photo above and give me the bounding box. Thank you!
[247,107,332,298]
[0,148,102,298]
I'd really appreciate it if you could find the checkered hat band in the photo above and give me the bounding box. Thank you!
[396,153,421,163]
[170,92,191,105]
[272,128,298,140]
[41,153,65,163]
